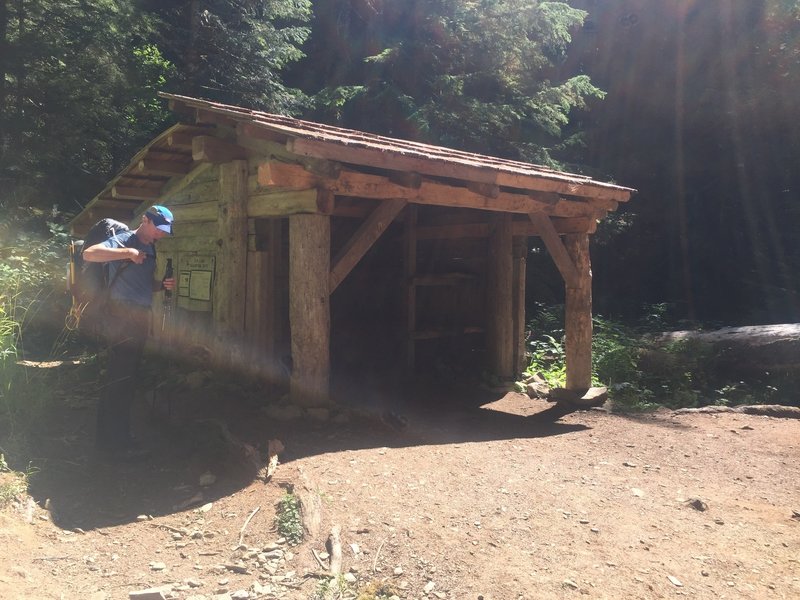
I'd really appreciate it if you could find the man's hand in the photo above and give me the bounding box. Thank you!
[162,277,176,291]
[127,248,146,264]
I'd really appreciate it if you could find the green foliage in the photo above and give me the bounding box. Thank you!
[0,0,175,210]
[311,576,398,600]
[606,382,658,413]
[0,208,71,426]
[591,317,639,386]
[524,307,640,390]
[522,304,786,412]
[356,581,400,600]
[144,0,312,113]
[302,0,602,166]
[0,453,33,507]
[525,334,566,388]
[0,206,71,306]
[311,575,353,600]
[275,492,304,546]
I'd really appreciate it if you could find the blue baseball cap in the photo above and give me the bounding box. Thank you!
[146,205,174,234]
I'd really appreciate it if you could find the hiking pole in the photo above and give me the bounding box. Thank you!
[161,258,174,339]
[156,258,175,416]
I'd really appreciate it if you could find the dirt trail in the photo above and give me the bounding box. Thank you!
[1,390,799,600]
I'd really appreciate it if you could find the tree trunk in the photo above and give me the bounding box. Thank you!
[14,0,23,130]
[0,0,8,153]
[187,0,200,97]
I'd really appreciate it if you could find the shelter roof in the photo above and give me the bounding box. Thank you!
[72,93,634,235]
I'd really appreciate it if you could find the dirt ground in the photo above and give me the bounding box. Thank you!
[1,375,799,600]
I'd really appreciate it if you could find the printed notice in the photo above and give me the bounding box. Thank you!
[178,272,191,297]
[179,255,215,302]
[189,269,213,301]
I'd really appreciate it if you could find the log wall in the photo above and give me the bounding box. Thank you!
[153,161,291,375]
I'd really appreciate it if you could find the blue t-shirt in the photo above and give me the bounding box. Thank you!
[101,230,156,307]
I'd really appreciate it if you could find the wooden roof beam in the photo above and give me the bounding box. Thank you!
[329,199,407,293]
[414,180,594,217]
[167,98,196,121]
[288,136,500,186]
[112,185,161,201]
[88,197,143,211]
[389,171,422,189]
[287,137,633,202]
[258,161,318,189]
[167,124,217,148]
[528,212,580,288]
[256,160,595,218]
[414,217,597,240]
[237,121,290,144]
[467,181,500,198]
[195,109,238,128]
[71,207,137,235]
[136,158,193,177]
[167,132,194,149]
[192,136,248,164]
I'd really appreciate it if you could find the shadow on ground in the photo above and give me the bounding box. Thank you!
[5,364,590,533]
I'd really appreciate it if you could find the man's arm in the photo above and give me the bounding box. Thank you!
[83,243,146,264]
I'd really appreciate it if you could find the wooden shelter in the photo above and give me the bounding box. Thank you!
[72,93,634,406]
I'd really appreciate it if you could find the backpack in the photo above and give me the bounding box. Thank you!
[66,218,130,337]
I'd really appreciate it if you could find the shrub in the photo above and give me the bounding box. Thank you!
[0,208,70,426]
[275,492,304,546]
[521,304,749,411]
[0,453,35,508]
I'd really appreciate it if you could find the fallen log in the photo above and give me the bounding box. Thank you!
[674,405,800,419]
[653,323,800,374]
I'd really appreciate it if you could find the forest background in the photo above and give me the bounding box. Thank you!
[1,0,799,358]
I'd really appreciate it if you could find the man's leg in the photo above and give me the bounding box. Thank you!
[96,306,149,451]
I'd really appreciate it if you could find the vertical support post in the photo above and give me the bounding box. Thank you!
[289,213,331,406]
[512,235,528,374]
[245,218,281,383]
[244,218,262,356]
[265,219,282,373]
[404,206,418,372]
[486,213,514,380]
[564,233,592,391]
[216,160,249,363]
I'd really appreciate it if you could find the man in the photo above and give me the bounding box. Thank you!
[82,205,175,459]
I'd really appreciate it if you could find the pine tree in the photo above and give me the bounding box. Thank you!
[141,0,312,113]
[0,0,173,210]
[297,0,603,165]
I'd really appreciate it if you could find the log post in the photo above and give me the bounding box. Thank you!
[289,213,331,406]
[245,218,264,359]
[404,206,418,372]
[512,236,528,374]
[564,233,592,391]
[266,219,283,380]
[216,160,249,364]
[245,218,281,384]
[486,213,514,380]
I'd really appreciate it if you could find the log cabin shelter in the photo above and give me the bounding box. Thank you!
[71,93,635,407]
